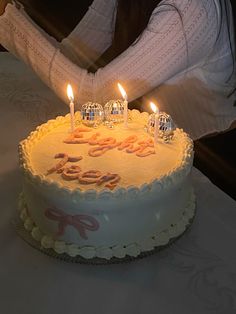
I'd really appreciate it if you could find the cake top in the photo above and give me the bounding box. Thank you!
[19,110,193,197]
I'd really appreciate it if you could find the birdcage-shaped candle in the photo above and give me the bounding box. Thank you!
[147,112,175,142]
[104,100,125,123]
[81,102,104,127]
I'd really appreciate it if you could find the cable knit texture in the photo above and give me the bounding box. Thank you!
[60,0,117,68]
[0,0,235,139]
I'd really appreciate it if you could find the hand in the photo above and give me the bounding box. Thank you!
[0,0,11,16]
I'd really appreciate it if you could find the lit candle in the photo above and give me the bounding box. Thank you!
[150,102,160,144]
[117,83,128,128]
[67,84,75,132]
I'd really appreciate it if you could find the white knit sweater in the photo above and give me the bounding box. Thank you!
[0,0,235,139]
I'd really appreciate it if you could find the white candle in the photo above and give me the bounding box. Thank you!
[123,99,128,128]
[67,84,75,132]
[150,102,160,144]
[117,83,128,128]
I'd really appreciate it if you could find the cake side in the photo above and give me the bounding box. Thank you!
[19,190,196,259]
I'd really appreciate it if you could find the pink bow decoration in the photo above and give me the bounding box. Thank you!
[44,207,99,239]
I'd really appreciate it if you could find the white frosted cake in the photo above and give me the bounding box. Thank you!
[18,109,195,260]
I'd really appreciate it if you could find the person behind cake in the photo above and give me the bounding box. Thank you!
[0,0,235,139]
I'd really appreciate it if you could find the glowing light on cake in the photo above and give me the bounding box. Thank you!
[150,102,160,144]
[104,99,124,124]
[81,102,104,127]
[117,83,128,128]
[67,84,75,132]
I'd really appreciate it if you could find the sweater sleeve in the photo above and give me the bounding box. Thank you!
[60,0,117,68]
[0,0,218,107]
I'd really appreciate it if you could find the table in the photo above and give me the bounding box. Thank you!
[0,52,236,314]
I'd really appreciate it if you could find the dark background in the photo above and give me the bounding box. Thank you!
[1,0,235,199]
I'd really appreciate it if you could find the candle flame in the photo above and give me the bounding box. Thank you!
[67,84,74,102]
[150,102,159,114]
[117,83,127,100]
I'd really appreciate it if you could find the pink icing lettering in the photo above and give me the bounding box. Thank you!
[88,146,111,157]
[126,144,141,154]
[97,137,116,146]
[78,170,102,184]
[118,135,138,151]
[64,127,93,144]
[138,138,154,147]
[61,165,82,180]
[88,133,100,145]
[97,173,121,190]
[47,153,82,175]
[136,147,155,157]
[47,153,69,174]
[63,126,155,158]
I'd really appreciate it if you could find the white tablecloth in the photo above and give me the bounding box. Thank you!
[0,53,236,314]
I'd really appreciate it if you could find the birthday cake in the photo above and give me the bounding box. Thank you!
[18,109,195,260]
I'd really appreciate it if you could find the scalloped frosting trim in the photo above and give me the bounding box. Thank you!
[18,110,194,200]
[18,191,196,260]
